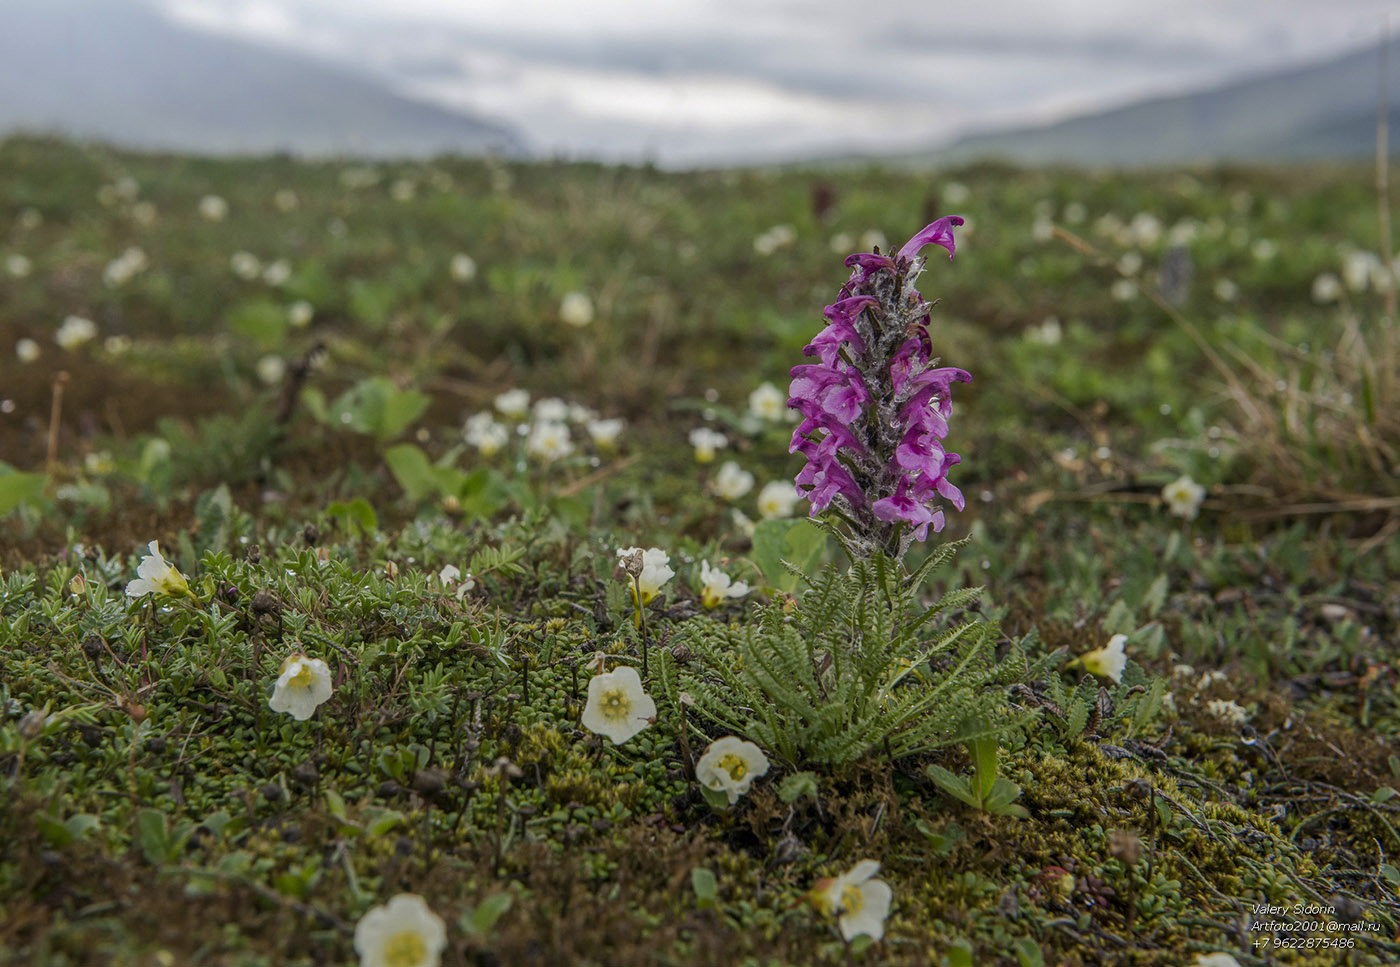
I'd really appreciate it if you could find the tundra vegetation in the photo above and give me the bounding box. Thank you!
[1,136,1398,966]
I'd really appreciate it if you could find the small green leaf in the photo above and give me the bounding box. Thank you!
[751,518,827,592]
[37,814,73,848]
[691,868,718,907]
[472,893,512,934]
[777,771,819,804]
[1372,786,1398,804]
[1015,936,1044,967]
[384,444,441,502]
[136,808,170,865]
[364,808,403,837]
[0,467,46,518]
[944,938,974,967]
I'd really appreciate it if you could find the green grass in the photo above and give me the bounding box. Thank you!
[1,136,1398,965]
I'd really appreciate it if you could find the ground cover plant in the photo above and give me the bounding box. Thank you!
[2,135,1399,965]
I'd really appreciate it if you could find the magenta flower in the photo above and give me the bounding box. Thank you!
[787,216,971,558]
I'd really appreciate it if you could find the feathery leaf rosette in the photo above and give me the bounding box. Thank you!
[788,216,971,559]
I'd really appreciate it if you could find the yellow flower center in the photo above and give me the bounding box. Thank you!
[599,689,631,722]
[840,884,865,916]
[287,665,316,689]
[382,929,427,967]
[702,586,723,609]
[718,752,747,781]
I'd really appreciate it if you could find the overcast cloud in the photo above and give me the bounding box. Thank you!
[161,0,1400,165]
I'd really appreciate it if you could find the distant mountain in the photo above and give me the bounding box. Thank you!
[0,0,524,158]
[918,38,1400,167]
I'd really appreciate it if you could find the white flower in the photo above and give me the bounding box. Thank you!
[55,316,98,350]
[586,417,625,450]
[103,247,148,286]
[559,291,594,327]
[230,251,262,280]
[1162,474,1206,520]
[262,259,292,286]
[1063,201,1087,224]
[390,178,416,202]
[1110,278,1137,301]
[1117,252,1142,276]
[437,564,475,599]
[464,412,509,456]
[1025,317,1062,345]
[1031,215,1055,241]
[533,397,570,423]
[696,736,769,804]
[829,232,853,253]
[1207,699,1250,725]
[131,201,157,225]
[199,195,228,221]
[274,189,299,212]
[712,461,754,501]
[1311,272,1342,304]
[813,860,893,942]
[1169,218,1201,246]
[5,254,32,277]
[269,653,333,721]
[580,665,656,745]
[17,208,42,230]
[288,300,315,328]
[353,893,447,967]
[1252,239,1278,261]
[1078,634,1127,684]
[753,224,796,256]
[124,541,192,599]
[526,421,573,462]
[1343,250,1382,292]
[1213,278,1239,302]
[494,388,530,419]
[104,335,132,355]
[699,560,749,608]
[689,427,727,463]
[566,402,596,424]
[450,253,477,282]
[616,546,673,604]
[16,338,41,364]
[756,480,801,519]
[748,382,786,421]
[256,355,286,385]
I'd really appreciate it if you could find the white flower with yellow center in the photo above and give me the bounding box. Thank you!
[689,427,727,463]
[288,300,315,328]
[812,860,893,942]
[450,253,477,282]
[756,480,801,519]
[353,893,447,967]
[6,254,33,277]
[1162,474,1206,520]
[586,417,625,450]
[493,388,530,419]
[747,382,786,421]
[1078,634,1127,684]
[198,195,228,221]
[124,541,192,599]
[699,561,748,609]
[526,421,573,462]
[580,665,656,745]
[712,461,754,501]
[256,354,286,385]
[1311,272,1341,304]
[559,291,594,327]
[16,338,41,364]
[55,316,98,350]
[696,736,769,804]
[269,653,334,721]
[533,397,570,423]
[616,546,674,604]
[230,251,262,280]
[464,412,509,457]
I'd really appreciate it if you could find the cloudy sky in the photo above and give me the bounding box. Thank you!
[161,0,1399,165]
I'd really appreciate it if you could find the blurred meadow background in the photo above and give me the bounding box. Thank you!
[2,2,1399,965]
